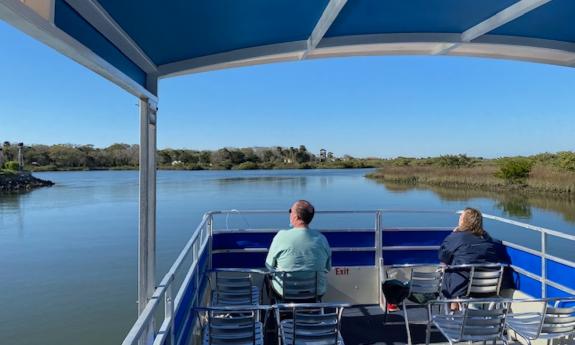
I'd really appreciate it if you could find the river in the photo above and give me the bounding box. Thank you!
[1,169,574,345]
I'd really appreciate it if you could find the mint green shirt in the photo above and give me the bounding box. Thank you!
[265,227,332,296]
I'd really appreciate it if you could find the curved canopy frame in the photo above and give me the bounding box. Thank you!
[2,0,575,100]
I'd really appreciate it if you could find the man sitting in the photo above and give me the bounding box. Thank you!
[265,200,331,302]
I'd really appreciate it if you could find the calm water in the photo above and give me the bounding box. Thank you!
[1,169,575,345]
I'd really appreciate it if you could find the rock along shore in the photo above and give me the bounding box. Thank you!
[0,171,54,192]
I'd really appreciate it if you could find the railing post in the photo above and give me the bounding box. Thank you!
[165,277,175,345]
[207,214,213,270]
[375,211,383,306]
[541,231,547,298]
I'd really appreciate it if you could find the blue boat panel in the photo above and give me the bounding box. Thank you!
[97,0,329,65]
[546,285,575,307]
[174,246,209,343]
[547,260,575,292]
[333,251,375,267]
[213,231,374,250]
[506,246,542,276]
[383,250,440,265]
[53,0,146,86]
[382,230,450,246]
[213,252,266,269]
[174,266,196,339]
[514,271,542,298]
[492,0,575,44]
[213,250,374,268]
[326,0,518,37]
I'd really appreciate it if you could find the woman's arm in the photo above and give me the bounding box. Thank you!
[438,234,456,264]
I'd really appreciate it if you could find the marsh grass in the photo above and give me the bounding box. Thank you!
[367,162,575,195]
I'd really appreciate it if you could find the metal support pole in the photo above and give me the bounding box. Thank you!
[138,97,157,344]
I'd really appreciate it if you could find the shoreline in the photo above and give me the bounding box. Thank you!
[0,171,55,192]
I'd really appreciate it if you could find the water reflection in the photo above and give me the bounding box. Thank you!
[378,181,575,224]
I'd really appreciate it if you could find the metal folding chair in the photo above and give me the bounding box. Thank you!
[271,270,321,303]
[275,303,350,345]
[506,297,575,345]
[196,305,271,345]
[210,268,266,306]
[447,263,506,298]
[384,264,444,345]
[426,298,510,345]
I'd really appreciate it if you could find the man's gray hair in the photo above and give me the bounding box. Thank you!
[294,200,315,225]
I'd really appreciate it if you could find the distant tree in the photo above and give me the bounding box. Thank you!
[496,158,533,183]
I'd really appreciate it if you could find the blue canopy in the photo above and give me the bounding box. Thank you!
[2,0,574,100]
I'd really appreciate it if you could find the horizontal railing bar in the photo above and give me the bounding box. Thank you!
[121,287,167,345]
[545,280,575,296]
[503,241,542,257]
[383,227,452,231]
[381,245,440,251]
[208,209,457,215]
[545,253,575,269]
[212,247,375,254]
[484,213,575,241]
[212,227,453,233]
[212,228,375,233]
[152,317,173,345]
[512,265,543,282]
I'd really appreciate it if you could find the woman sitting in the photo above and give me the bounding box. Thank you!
[439,207,513,304]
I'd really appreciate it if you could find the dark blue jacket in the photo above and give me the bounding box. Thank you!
[439,231,514,298]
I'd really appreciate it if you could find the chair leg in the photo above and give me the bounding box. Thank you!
[402,303,412,345]
[425,321,432,345]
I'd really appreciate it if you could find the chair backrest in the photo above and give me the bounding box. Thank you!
[539,304,575,337]
[197,305,270,345]
[292,310,339,345]
[214,271,253,305]
[460,304,508,341]
[276,303,348,345]
[409,268,444,296]
[207,309,258,345]
[462,264,505,297]
[276,271,319,301]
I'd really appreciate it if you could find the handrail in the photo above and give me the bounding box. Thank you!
[122,214,210,345]
[123,209,575,345]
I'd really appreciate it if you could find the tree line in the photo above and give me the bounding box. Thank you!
[0,143,377,171]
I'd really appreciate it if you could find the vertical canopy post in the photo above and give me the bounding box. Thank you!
[138,97,157,343]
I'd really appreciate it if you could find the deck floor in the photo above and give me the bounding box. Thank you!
[341,304,445,345]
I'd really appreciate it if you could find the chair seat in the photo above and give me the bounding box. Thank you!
[202,321,263,345]
[433,314,503,342]
[280,319,344,345]
[507,313,575,340]
[211,286,260,306]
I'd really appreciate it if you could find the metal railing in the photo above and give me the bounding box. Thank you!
[122,214,211,345]
[121,209,575,345]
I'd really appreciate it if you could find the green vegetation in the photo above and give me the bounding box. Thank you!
[367,152,575,195]
[495,158,533,183]
[3,160,20,171]
[1,143,382,171]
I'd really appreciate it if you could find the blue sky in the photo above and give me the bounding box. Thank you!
[1,21,574,158]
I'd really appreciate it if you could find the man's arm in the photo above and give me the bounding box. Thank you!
[265,232,281,270]
[325,237,332,271]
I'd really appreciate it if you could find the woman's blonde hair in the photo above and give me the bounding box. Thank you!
[460,207,486,237]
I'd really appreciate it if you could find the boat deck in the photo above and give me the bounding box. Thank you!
[341,304,514,345]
